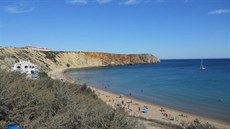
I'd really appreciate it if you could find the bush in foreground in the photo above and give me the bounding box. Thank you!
[0,70,144,129]
[180,119,217,129]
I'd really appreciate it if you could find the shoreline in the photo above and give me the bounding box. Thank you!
[89,86,230,128]
[48,67,230,129]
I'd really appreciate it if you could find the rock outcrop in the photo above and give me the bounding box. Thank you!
[0,48,160,72]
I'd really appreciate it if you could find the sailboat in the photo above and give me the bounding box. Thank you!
[200,59,206,70]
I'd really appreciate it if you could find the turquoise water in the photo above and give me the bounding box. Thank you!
[66,59,230,123]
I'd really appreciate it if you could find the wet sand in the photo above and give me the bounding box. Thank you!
[49,68,230,129]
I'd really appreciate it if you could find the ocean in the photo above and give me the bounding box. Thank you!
[66,59,230,123]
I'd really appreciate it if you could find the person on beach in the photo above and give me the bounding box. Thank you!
[122,100,124,105]
[129,92,132,96]
[128,105,132,111]
[160,107,165,112]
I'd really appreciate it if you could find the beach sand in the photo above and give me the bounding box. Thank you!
[49,68,230,129]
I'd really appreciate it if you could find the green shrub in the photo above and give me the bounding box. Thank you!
[42,51,58,62]
[0,70,143,129]
[38,71,48,78]
[181,119,217,129]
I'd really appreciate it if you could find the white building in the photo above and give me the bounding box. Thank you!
[11,61,40,79]
[22,46,50,51]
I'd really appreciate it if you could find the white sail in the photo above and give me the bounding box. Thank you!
[200,59,206,70]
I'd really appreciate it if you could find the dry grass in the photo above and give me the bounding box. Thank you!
[0,70,144,129]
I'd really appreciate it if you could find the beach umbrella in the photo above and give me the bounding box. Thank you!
[143,108,148,113]
[7,124,23,129]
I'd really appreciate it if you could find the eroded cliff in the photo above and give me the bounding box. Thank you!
[0,48,160,72]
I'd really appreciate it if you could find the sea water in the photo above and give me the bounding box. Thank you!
[66,59,230,123]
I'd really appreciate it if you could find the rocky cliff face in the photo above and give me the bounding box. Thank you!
[83,52,159,65]
[0,48,160,72]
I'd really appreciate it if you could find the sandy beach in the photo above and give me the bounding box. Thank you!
[49,68,230,129]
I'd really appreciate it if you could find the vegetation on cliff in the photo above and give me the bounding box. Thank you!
[0,70,144,129]
[0,48,160,73]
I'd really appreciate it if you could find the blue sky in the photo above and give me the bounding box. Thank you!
[0,0,229,59]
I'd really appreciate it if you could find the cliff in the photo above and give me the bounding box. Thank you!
[0,48,160,72]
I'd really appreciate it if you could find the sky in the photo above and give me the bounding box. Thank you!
[0,0,229,59]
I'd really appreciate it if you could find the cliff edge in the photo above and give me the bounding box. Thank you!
[0,48,160,72]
